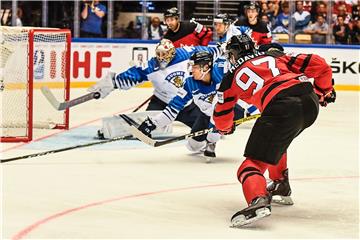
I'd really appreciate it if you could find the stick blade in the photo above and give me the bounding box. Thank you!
[40,86,61,110]
[128,125,157,147]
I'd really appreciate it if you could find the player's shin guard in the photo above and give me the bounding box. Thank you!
[232,158,271,227]
[237,158,268,205]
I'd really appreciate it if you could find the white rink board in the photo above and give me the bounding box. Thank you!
[69,40,360,87]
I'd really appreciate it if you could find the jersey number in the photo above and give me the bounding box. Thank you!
[235,56,280,94]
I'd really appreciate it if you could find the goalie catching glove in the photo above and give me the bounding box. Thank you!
[87,72,117,99]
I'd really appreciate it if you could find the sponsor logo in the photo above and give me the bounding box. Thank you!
[331,58,360,74]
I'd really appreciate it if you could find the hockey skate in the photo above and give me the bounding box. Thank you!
[203,141,216,163]
[231,196,271,227]
[267,169,294,205]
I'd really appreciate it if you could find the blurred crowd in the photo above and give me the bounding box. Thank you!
[1,0,359,45]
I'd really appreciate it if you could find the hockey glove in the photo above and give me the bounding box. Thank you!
[314,82,336,107]
[138,117,157,137]
[87,72,117,99]
[217,123,236,135]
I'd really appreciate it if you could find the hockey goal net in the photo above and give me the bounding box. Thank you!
[0,27,71,142]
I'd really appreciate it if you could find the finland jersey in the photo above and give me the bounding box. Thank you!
[113,46,222,105]
[152,61,224,128]
[218,24,251,43]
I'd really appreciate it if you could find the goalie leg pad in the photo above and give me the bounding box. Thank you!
[100,111,173,139]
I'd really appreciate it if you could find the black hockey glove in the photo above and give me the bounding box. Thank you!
[321,88,336,107]
[314,80,336,107]
[138,117,157,137]
[217,123,236,135]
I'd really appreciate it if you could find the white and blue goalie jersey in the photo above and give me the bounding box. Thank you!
[152,61,224,128]
[113,46,222,105]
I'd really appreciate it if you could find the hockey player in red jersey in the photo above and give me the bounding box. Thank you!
[163,7,213,47]
[213,34,336,227]
[235,2,272,46]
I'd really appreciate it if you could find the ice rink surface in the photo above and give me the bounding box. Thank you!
[1,88,359,239]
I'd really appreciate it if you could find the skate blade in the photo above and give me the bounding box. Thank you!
[230,207,271,228]
[271,195,294,205]
[204,156,215,163]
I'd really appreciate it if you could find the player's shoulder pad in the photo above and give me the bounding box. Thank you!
[217,71,234,92]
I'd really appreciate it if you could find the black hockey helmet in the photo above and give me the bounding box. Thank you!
[214,13,232,25]
[226,34,256,61]
[244,2,260,12]
[189,51,213,69]
[164,7,179,18]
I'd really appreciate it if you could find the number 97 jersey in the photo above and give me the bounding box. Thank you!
[214,50,332,131]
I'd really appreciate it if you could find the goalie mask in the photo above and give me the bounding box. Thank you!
[155,39,176,69]
[188,51,213,80]
[226,34,256,65]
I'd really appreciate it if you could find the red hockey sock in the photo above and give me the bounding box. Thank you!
[268,152,287,181]
[237,158,268,205]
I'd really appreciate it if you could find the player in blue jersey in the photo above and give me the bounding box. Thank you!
[214,13,260,117]
[88,39,222,138]
[136,51,243,161]
[214,13,250,44]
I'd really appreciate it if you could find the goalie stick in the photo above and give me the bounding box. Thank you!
[119,114,261,147]
[41,86,101,111]
[1,135,132,163]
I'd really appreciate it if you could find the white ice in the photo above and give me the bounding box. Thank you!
[1,88,359,239]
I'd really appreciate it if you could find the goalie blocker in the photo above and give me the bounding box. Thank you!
[98,111,173,139]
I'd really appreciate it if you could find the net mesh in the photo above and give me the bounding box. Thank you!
[0,27,69,141]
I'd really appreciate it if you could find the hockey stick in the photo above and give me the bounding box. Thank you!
[0,135,132,163]
[132,95,153,113]
[120,114,261,147]
[41,86,101,111]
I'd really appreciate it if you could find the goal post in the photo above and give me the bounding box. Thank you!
[0,27,71,142]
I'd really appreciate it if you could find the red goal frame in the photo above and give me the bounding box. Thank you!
[1,28,71,142]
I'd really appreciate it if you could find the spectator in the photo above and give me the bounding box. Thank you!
[273,2,290,33]
[144,16,165,40]
[293,1,311,33]
[261,13,272,30]
[261,2,276,26]
[80,0,106,38]
[333,4,352,25]
[352,0,360,20]
[333,0,353,16]
[311,2,327,23]
[333,15,351,44]
[304,14,329,44]
[350,17,360,44]
[16,7,23,26]
[125,21,140,39]
[302,1,313,12]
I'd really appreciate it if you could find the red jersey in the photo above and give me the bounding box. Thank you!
[236,20,272,45]
[214,50,332,131]
[163,21,212,48]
